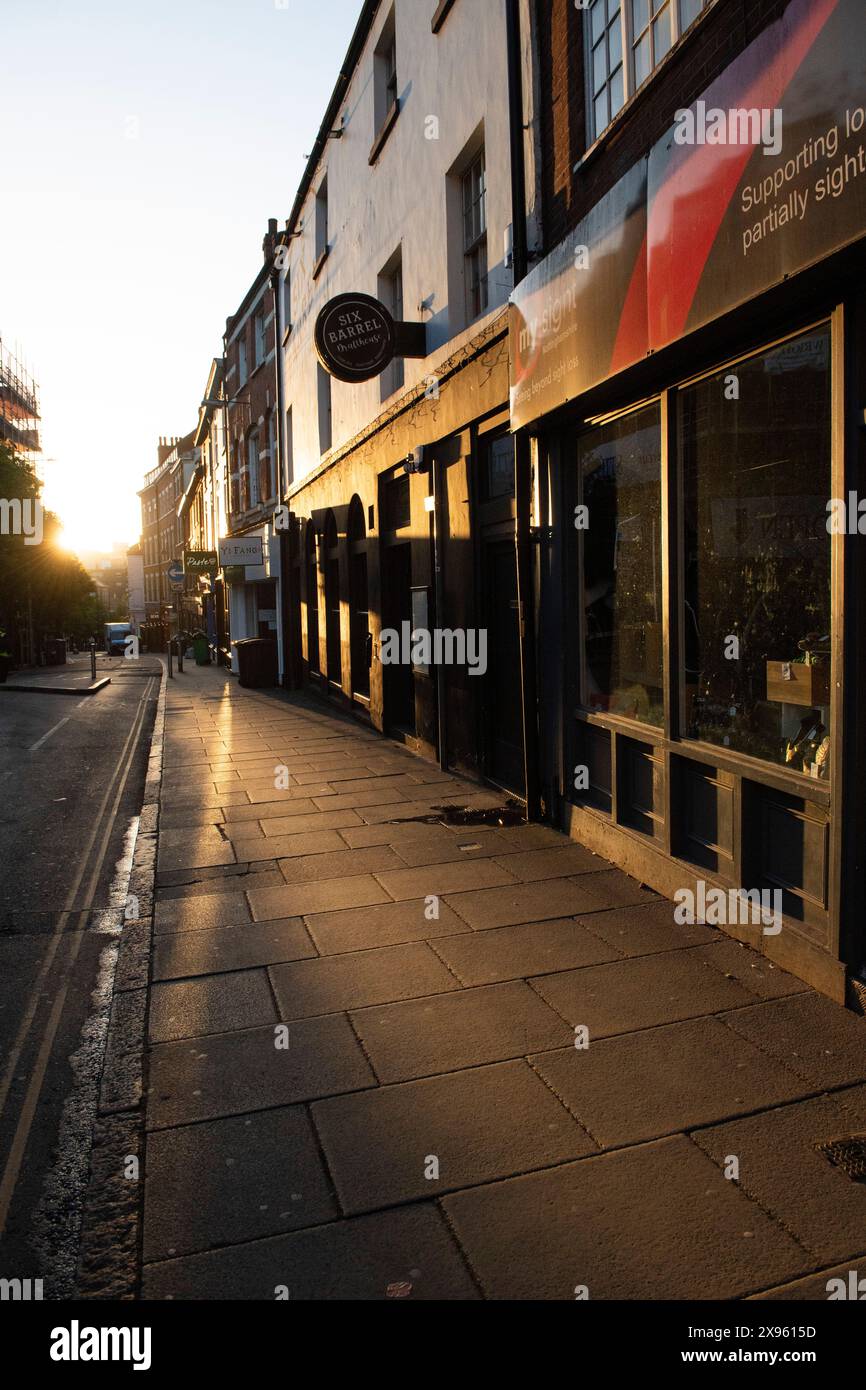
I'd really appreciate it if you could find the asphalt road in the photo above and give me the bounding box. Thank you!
[0,654,160,1297]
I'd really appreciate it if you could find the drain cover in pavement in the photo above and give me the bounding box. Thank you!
[815,1135,866,1182]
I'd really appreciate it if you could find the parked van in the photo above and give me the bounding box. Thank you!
[104,622,133,655]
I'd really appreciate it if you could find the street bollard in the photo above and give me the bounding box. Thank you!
[177,633,184,673]
[167,635,173,679]
[90,639,96,682]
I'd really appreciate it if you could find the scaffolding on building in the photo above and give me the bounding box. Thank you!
[0,336,41,467]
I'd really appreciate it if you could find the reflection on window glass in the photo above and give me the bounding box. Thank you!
[681,325,832,776]
[579,403,663,726]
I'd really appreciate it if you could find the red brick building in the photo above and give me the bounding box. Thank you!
[514,0,866,1003]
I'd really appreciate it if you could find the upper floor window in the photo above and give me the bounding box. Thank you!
[284,406,295,491]
[586,0,709,144]
[378,248,404,400]
[317,364,332,455]
[374,8,398,135]
[315,176,329,272]
[254,307,266,367]
[238,334,248,387]
[281,271,292,335]
[246,431,260,509]
[462,149,488,322]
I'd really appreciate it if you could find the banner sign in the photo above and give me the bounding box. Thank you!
[185,550,218,573]
[647,0,866,349]
[315,292,396,383]
[509,0,866,428]
[510,161,648,430]
[219,537,263,568]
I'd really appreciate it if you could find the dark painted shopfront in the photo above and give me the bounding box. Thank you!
[287,319,527,797]
[511,0,866,1002]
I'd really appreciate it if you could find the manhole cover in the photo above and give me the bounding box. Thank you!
[815,1135,866,1182]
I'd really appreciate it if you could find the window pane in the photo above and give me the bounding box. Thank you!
[653,8,672,60]
[579,404,663,725]
[634,32,651,86]
[608,16,623,69]
[652,0,667,12]
[485,434,515,500]
[610,64,624,118]
[590,0,606,44]
[679,0,704,26]
[681,326,832,773]
[593,39,608,94]
[594,89,608,136]
[631,0,649,34]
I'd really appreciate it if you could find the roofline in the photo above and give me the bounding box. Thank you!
[281,0,382,249]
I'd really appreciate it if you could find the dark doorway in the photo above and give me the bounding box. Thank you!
[383,542,414,733]
[325,512,342,686]
[349,498,370,701]
[482,538,525,795]
[305,523,320,676]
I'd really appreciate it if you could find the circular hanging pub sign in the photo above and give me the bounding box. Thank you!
[314,292,396,383]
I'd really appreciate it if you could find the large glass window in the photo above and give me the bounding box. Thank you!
[579,402,663,725]
[586,0,708,142]
[680,324,832,775]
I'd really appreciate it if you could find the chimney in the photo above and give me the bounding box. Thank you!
[263,217,278,265]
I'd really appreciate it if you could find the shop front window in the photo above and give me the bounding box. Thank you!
[579,402,663,725]
[680,324,832,776]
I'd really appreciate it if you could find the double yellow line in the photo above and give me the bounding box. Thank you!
[0,676,156,1238]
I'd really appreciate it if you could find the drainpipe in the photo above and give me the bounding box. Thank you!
[269,228,297,689]
[506,0,541,818]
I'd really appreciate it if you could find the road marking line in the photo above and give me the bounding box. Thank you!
[0,677,155,1238]
[28,715,71,751]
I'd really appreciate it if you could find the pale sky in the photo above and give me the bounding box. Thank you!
[1,0,362,554]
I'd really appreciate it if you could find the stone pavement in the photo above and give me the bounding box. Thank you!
[139,664,866,1300]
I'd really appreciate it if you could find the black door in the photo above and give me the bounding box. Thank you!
[483,539,525,794]
[383,543,414,733]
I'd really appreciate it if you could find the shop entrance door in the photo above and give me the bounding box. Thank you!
[383,542,415,734]
[482,538,525,795]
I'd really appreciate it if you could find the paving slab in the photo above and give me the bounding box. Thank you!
[156,838,237,872]
[222,797,323,822]
[334,821,459,850]
[750,1257,866,1301]
[269,941,458,1019]
[304,897,471,954]
[530,948,755,1038]
[247,875,392,921]
[144,1106,338,1262]
[720,994,866,1089]
[259,810,363,836]
[373,859,517,901]
[153,919,314,981]
[229,830,348,863]
[691,940,808,1001]
[156,869,284,901]
[147,1014,376,1128]
[351,980,573,1083]
[154,891,252,935]
[433,917,622,986]
[380,828,518,867]
[444,871,657,930]
[148,970,278,1042]
[141,1203,479,1300]
[443,1134,809,1299]
[690,1085,866,1266]
[575,898,718,955]
[279,845,406,884]
[530,1016,808,1148]
[312,1059,596,1215]
[312,788,406,812]
[489,844,607,881]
